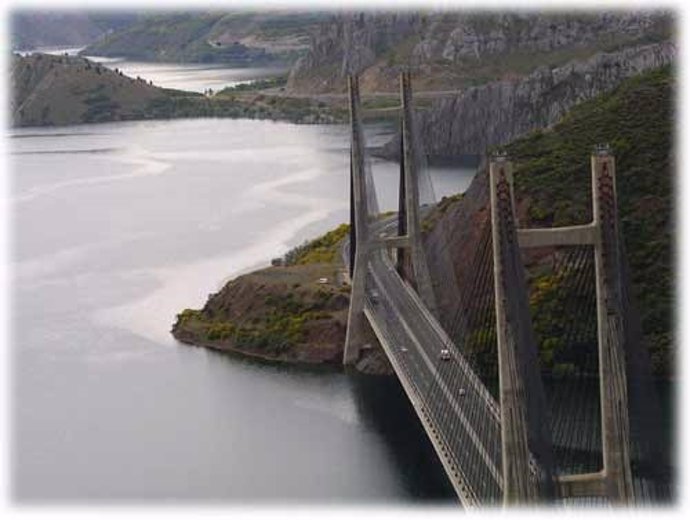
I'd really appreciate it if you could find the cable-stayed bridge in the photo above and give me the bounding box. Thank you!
[342,73,671,508]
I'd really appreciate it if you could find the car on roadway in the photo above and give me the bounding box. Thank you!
[370,289,380,303]
[400,346,408,353]
[439,348,451,361]
[458,388,466,397]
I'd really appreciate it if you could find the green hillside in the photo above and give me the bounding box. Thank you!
[505,65,674,376]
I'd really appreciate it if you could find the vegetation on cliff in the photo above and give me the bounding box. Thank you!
[505,65,674,376]
[419,65,673,379]
[282,224,350,265]
[216,74,288,94]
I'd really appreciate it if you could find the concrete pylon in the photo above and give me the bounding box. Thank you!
[343,74,371,365]
[497,146,635,503]
[488,155,538,505]
[591,146,635,503]
[399,71,438,316]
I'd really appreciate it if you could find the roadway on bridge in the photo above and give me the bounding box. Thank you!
[355,220,504,505]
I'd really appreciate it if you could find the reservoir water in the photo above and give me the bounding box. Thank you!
[10,118,476,502]
[18,47,286,93]
[86,58,288,93]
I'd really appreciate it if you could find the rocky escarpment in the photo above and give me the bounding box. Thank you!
[409,12,667,64]
[288,12,421,92]
[383,41,675,158]
[287,11,673,93]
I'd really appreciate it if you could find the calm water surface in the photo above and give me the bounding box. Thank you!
[18,47,287,93]
[11,118,476,502]
[86,56,287,93]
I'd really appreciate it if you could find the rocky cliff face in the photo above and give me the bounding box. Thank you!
[392,41,675,157]
[288,12,421,92]
[410,12,664,64]
[287,11,672,93]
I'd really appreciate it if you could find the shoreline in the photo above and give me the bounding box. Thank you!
[172,332,343,370]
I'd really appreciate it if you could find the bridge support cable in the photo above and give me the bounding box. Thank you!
[421,166,500,396]
[619,242,673,501]
[489,156,558,504]
[447,222,499,391]
[523,242,603,495]
[421,184,504,501]
[543,245,602,478]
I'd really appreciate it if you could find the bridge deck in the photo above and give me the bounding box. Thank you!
[363,248,504,507]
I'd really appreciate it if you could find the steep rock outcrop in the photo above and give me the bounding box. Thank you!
[411,12,665,64]
[288,12,421,93]
[383,41,675,157]
[287,11,672,93]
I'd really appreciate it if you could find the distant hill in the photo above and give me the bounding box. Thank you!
[10,11,139,50]
[10,53,342,127]
[80,11,331,65]
[11,53,177,126]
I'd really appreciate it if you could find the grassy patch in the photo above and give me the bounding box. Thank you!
[283,223,350,266]
[216,75,288,95]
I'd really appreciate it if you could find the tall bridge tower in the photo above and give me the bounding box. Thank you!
[489,147,635,504]
[342,74,370,365]
[340,71,658,506]
[343,71,437,365]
